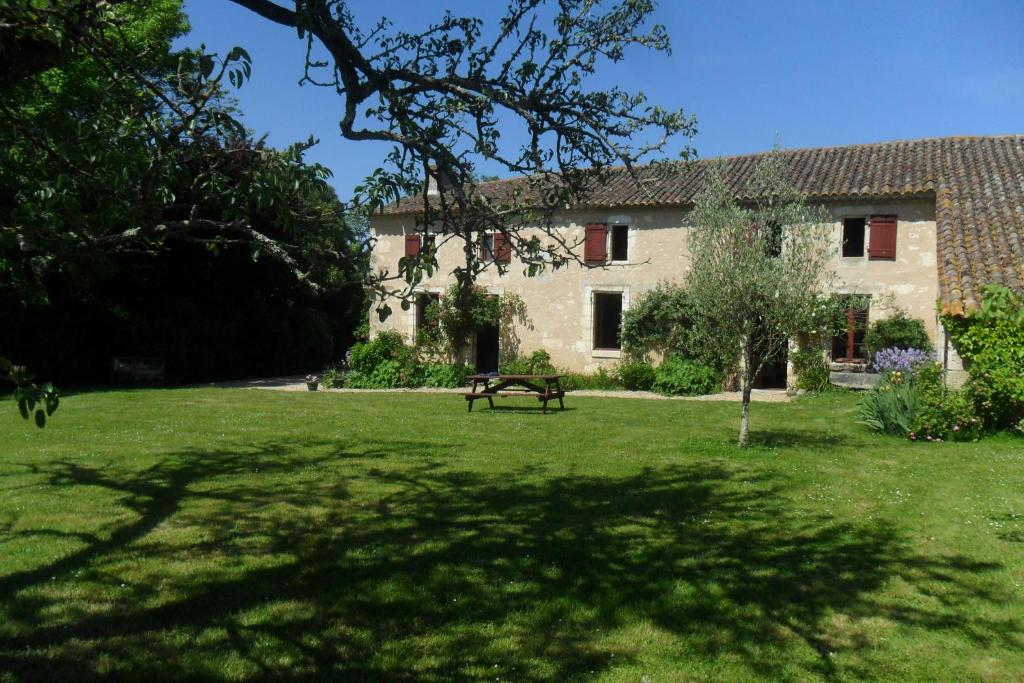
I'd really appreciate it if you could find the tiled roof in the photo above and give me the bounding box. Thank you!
[381,136,1024,315]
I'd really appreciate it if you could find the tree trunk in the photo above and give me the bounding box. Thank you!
[738,341,753,448]
[738,373,752,448]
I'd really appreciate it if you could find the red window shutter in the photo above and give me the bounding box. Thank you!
[867,215,897,260]
[404,234,421,257]
[493,233,511,263]
[584,223,607,262]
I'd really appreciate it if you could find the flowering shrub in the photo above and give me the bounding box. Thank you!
[872,347,934,373]
[860,360,981,442]
[910,389,982,442]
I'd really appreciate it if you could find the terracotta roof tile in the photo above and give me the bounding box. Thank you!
[380,135,1024,314]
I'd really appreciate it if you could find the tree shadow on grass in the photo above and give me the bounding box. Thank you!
[748,428,854,450]
[0,438,1020,681]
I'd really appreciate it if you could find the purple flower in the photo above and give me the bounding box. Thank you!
[872,347,935,373]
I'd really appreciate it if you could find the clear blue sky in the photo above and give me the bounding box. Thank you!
[178,0,1024,199]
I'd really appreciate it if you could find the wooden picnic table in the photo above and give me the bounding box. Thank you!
[463,374,566,413]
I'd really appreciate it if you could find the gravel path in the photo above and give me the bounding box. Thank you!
[208,376,792,403]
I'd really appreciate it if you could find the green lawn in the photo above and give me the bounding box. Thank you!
[1,388,1022,681]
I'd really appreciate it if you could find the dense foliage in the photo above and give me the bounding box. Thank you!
[864,311,932,358]
[859,362,982,442]
[790,348,832,393]
[1,0,367,384]
[500,350,556,376]
[944,284,1024,433]
[341,330,473,389]
[621,284,695,360]
[652,356,721,397]
[615,360,657,391]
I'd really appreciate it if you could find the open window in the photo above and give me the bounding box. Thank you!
[610,224,629,261]
[832,301,869,361]
[842,217,866,258]
[480,234,495,261]
[593,292,623,350]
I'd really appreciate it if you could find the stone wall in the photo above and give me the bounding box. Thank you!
[369,199,940,375]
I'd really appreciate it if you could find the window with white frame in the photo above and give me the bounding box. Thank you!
[593,292,623,350]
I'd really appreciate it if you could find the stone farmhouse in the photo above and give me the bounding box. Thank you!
[369,136,1024,388]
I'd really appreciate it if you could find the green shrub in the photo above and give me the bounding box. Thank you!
[864,311,932,357]
[621,284,694,360]
[615,360,656,391]
[347,330,409,375]
[858,361,981,442]
[857,371,919,436]
[560,368,621,391]
[418,362,473,388]
[791,348,831,392]
[500,349,555,375]
[370,359,404,388]
[945,286,1024,431]
[652,356,721,396]
[910,387,981,442]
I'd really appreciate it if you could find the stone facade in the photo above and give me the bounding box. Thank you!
[369,198,947,382]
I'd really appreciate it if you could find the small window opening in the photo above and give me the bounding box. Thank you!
[415,292,441,333]
[764,220,782,258]
[832,304,869,361]
[593,292,623,350]
[842,217,866,258]
[611,225,629,261]
[480,234,494,260]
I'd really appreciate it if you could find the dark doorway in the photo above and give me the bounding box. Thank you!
[475,324,500,373]
[754,349,788,389]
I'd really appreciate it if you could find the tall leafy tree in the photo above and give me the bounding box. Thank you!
[685,152,835,447]
[1,0,368,421]
[228,0,696,314]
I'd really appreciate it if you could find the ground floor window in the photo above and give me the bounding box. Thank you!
[832,302,869,361]
[593,292,623,350]
[415,292,441,334]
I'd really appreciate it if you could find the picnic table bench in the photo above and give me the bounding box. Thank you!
[463,374,566,413]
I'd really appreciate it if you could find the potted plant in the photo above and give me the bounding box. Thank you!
[305,374,320,391]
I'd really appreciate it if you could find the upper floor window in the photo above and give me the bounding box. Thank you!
[479,232,510,263]
[480,234,495,261]
[842,217,866,257]
[867,215,897,260]
[585,223,630,263]
[610,224,629,261]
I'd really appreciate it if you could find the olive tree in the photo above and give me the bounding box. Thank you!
[685,151,836,447]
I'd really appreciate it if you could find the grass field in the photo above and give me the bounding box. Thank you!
[1,388,1022,681]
